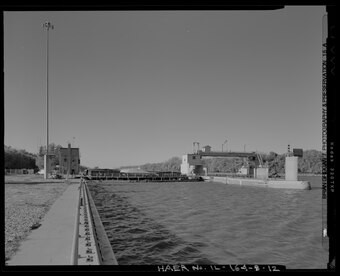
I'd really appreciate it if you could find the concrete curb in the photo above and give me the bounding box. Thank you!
[209,177,311,190]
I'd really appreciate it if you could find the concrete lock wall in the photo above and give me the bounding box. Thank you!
[285,156,298,181]
[193,165,204,175]
[187,154,203,165]
[180,160,190,175]
[181,154,204,175]
[180,163,196,176]
[255,167,269,180]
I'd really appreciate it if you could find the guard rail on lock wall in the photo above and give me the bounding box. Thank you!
[71,179,118,265]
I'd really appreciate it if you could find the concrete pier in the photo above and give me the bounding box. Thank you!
[208,176,311,190]
[267,179,311,190]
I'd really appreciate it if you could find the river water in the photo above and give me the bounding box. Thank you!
[88,176,328,269]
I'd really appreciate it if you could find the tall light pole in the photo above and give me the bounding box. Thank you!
[43,21,54,179]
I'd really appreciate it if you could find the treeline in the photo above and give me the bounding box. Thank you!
[263,150,323,175]
[139,157,182,172]
[131,150,323,175]
[297,150,323,174]
[119,157,182,172]
[202,150,322,175]
[6,144,322,175]
[4,145,38,170]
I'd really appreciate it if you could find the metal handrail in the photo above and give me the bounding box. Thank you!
[84,183,118,265]
[82,181,101,265]
[70,180,82,265]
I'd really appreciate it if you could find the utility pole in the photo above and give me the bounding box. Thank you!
[222,139,228,152]
[193,142,200,154]
[43,21,54,179]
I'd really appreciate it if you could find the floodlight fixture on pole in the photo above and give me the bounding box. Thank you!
[43,21,54,179]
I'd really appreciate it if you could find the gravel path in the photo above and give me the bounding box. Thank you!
[5,181,69,261]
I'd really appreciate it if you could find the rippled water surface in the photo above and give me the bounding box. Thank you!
[88,176,328,268]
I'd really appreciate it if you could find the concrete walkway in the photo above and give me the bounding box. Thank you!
[7,181,80,265]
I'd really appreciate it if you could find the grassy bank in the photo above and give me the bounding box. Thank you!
[5,174,64,184]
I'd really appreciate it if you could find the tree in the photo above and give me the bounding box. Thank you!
[139,156,182,172]
[79,165,89,172]
[268,154,285,175]
[298,150,322,174]
[36,143,63,170]
[262,151,278,163]
[4,145,38,170]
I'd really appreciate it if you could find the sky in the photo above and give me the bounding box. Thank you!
[4,6,326,168]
